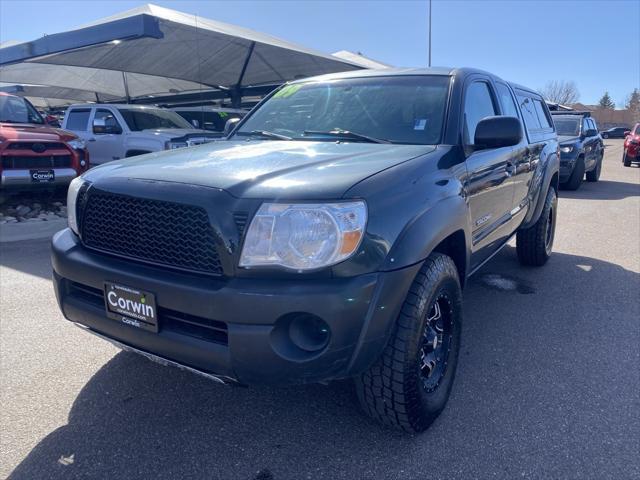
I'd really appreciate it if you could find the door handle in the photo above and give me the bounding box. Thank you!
[88,138,96,142]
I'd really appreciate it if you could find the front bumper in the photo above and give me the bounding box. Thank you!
[52,228,419,385]
[1,167,78,188]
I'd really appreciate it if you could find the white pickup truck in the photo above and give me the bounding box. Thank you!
[62,104,220,165]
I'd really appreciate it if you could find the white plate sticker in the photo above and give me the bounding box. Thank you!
[414,119,427,130]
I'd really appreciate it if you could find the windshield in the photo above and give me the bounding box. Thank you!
[118,108,194,131]
[0,95,44,124]
[553,118,580,136]
[235,76,450,145]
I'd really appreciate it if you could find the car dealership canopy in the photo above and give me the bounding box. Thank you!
[0,3,363,107]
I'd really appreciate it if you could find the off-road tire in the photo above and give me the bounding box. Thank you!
[516,187,557,266]
[623,153,632,167]
[355,253,462,433]
[561,156,585,190]
[586,154,602,182]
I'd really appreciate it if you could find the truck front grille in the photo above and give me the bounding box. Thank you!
[81,192,223,276]
[1,155,72,169]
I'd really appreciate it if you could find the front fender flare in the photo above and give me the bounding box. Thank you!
[382,193,470,274]
[521,154,559,229]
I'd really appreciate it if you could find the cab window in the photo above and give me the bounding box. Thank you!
[516,95,541,133]
[533,99,552,129]
[464,81,497,144]
[94,109,122,134]
[495,83,519,119]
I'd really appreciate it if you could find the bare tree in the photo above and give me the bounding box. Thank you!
[540,80,580,105]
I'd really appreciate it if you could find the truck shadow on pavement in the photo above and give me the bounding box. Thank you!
[559,179,640,201]
[8,247,640,480]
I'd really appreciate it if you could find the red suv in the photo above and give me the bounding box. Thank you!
[623,123,640,167]
[0,93,89,191]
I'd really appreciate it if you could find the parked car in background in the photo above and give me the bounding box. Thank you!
[171,106,246,135]
[62,104,220,165]
[600,126,630,139]
[623,123,640,167]
[53,67,559,433]
[0,93,89,191]
[551,112,604,189]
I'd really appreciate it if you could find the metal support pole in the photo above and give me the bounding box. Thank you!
[122,71,131,103]
[428,0,432,67]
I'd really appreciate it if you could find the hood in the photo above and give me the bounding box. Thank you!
[558,135,580,144]
[141,128,217,140]
[0,122,77,142]
[84,140,435,199]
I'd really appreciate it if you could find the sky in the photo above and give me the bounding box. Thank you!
[1,0,638,106]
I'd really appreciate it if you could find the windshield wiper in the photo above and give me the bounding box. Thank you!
[303,129,391,144]
[245,130,292,140]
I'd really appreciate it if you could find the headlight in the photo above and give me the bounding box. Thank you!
[240,201,367,271]
[560,145,574,153]
[67,176,86,235]
[68,138,86,150]
[165,141,188,150]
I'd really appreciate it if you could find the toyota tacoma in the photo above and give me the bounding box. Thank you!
[551,111,604,190]
[52,68,559,432]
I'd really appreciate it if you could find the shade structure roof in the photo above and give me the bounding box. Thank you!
[0,3,363,105]
[332,50,392,69]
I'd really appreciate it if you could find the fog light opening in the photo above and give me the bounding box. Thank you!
[288,314,331,352]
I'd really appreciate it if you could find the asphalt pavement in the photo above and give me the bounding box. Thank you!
[1,139,638,479]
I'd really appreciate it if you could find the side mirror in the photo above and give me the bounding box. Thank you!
[624,131,631,137]
[474,116,522,150]
[584,129,598,137]
[93,117,121,134]
[44,114,60,127]
[223,117,241,137]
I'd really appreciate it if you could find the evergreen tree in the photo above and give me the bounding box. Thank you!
[597,91,615,110]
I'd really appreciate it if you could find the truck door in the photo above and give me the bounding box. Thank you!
[463,79,516,268]
[88,108,125,165]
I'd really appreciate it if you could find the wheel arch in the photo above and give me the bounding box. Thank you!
[382,195,471,287]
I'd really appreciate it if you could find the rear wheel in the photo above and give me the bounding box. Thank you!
[603,133,609,139]
[516,187,557,266]
[561,156,584,190]
[355,253,462,433]
[586,154,602,182]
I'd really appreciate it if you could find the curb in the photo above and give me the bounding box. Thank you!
[0,219,67,243]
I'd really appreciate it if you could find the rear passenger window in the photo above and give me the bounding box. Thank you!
[65,109,91,131]
[464,81,496,144]
[495,83,519,119]
[533,99,552,129]
[517,95,541,132]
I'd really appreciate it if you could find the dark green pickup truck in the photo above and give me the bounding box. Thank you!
[53,67,559,432]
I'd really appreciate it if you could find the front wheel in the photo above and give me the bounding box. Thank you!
[516,187,557,266]
[586,154,602,182]
[355,253,462,433]
[623,153,632,167]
